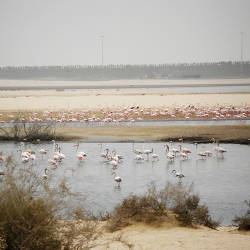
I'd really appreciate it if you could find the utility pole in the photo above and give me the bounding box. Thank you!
[100,35,104,66]
[240,32,244,62]
[240,32,244,77]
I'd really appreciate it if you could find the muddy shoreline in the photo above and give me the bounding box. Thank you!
[1,82,250,91]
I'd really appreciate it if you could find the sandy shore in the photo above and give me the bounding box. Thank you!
[0,78,250,89]
[0,78,249,112]
[0,90,249,112]
[91,224,250,250]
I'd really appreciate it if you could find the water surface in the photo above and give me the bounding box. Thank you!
[0,141,249,226]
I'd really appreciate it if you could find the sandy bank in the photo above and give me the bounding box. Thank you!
[0,78,250,89]
[0,90,249,111]
[55,125,250,143]
[91,224,250,250]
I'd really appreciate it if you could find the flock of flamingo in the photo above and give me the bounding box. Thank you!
[0,139,227,185]
[0,104,249,124]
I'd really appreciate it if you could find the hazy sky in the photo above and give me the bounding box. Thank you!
[0,0,249,66]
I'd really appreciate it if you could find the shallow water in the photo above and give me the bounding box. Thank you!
[0,141,249,226]
[67,85,250,93]
[1,119,250,128]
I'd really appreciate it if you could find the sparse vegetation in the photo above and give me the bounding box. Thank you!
[106,182,219,232]
[55,125,250,143]
[233,200,250,230]
[0,157,99,249]
[0,118,57,141]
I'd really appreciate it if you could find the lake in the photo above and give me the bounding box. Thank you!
[0,141,249,226]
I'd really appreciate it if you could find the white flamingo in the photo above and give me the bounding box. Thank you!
[164,144,175,161]
[55,146,65,161]
[39,148,47,155]
[132,141,143,155]
[48,159,58,167]
[179,144,191,154]
[204,150,213,157]
[214,140,227,157]
[0,169,5,176]
[143,147,153,161]
[42,168,49,180]
[172,169,185,179]
[112,149,123,161]
[214,146,226,154]
[73,142,87,161]
[197,151,207,159]
[134,154,144,161]
[99,143,109,159]
[112,172,122,187]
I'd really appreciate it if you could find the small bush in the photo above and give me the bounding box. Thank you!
[106,183,169,232]
[106,182,219,232]
[0,157,98,249]
[170,183,218,228]
[233,200,250,230]
[0,118,57,141]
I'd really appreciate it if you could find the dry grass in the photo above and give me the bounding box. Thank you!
[0,122,57,141]
[0,157,99,249]
[105,182,219,233]
[233,200,250,231]
[55,125,250,142]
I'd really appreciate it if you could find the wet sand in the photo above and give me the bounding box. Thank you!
[0,78,250,90]
[0,90,249,112]
[0,78,249,112]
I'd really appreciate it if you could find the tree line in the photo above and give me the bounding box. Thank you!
[0,61,249,80]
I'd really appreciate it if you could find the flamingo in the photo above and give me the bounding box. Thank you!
[204,150,213,157]
[99,143,109,158]
[73,142,87,161]
[151,149,159,161]
[134,154,144,161]
[112,172,122,187]
[39,148,48,155]
[54,146,65,161]
[19,142,30,159]
[112,149,123,161]
[169,141,180,156]
[214,141,227,157]
[197,152,207,159]
[132,141,143,155]
[42,168,49,180]
[164,144,175,161]
[0,154,4,162]
[108,157,119,168]
[180,152,188,160]
[48,159,58,167]
[29,152,36,161]
[179,144,191,154]
[214,146,227,154]
[172,170,185,179]
[143,147,153,161]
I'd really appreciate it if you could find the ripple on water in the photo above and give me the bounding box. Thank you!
[0,141,249,226]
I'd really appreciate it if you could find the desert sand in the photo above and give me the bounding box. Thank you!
[0,90,249,112]
[91,224,250,250]
[0,78,249,111]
